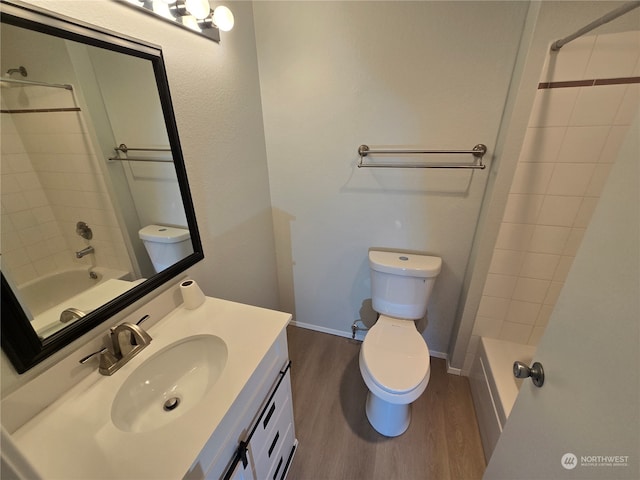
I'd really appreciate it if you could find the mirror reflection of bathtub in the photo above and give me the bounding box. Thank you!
[1,0,204,374]
[12,267,145,339]
[469,337,536,462]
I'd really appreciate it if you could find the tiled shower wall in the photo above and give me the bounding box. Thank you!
[471,31,640,347]
[1,85,132,286]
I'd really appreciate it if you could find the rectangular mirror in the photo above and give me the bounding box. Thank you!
[0,0,204,373]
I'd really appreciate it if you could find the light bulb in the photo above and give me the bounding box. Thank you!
[152,0,173,19]
[184,0,211,20]
[212,5,234,32]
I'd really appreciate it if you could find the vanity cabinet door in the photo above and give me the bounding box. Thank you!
[222,363,296,480]
[225,461,248,480]
[247,368,294,479]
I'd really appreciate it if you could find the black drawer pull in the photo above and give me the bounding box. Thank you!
[273,456,283,480]
[263,403,276,429]
[268,431,280,457]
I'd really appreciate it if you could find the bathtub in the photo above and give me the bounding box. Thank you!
[18,267,127,316]
[469,337,536,462]
[16,267,142,338]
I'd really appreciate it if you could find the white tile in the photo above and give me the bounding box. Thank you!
[546,163,596,196]
[511,162,555,194]
[585,164,612,197]
[506,299,541,325]
[25,190,48,210]
[1,173,22,195]
[5,154,33,173]
[33,256,58,276]
[584,32,640,79]
[563,228,586,256]
[529,225,571,254]
[537,195,582,227]
[483,273,518,299]
[1,192,28,213]
[496,223,535,251]
[520,252,560,280]
[557,126,610,163]
[599,125,631,163]
[574,197,599,228]
[519,127,566,163]
[529,88,580,127]
[477,295,510,321]
[614,84,640,126]
[536,304,554,327]
[512,277,551,304]
[503,194,544,224]
[500,322,533,344]
[11,263,38,285]
[17,225,43,247]
[0,133,25,155]
[544,281,565,306]
[528,325,547,346]
[472,315,504,338]
[569,85,627,126]
[3,247,31,269]
[489,249,525,276]
[553,256,575,283]
[543,36,595,82]
[9,210,38,230]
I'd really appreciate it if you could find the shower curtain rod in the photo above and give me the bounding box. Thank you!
[0,77,72,90]
[551,1,640,51]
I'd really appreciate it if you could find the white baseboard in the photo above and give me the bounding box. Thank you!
[446,358,463,376]
[289,320,361,340]
[289,321,450,365]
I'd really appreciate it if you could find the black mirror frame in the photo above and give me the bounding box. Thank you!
[0,1,204,374]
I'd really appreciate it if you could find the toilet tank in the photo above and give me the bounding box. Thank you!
[138,225,192,273]
[369,250,442,320]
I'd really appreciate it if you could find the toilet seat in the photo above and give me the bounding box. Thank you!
[360,316,430,395]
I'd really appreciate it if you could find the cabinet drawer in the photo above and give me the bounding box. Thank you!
[250,368,292,452]
[266,421,295,480]
[251,393,291,478]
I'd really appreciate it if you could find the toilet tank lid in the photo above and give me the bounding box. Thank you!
[369,250,442,278]
[138,225,190,243]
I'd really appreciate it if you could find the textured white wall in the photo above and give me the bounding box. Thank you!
[253,1,529,354]
[21,0,280,310]
[1,0,278,394]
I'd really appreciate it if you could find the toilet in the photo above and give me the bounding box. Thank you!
[138,224,191,273]
[359,250,442,437]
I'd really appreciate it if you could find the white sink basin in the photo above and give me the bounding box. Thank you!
[111,334,227,433]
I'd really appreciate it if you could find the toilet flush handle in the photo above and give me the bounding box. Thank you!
[513,361,545,387]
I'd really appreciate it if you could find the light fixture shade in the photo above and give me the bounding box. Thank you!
[184,0,211,20]
[212,5,234,32]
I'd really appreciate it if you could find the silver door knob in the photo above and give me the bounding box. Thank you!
[513,361,545,387]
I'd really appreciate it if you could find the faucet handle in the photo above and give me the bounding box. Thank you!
[79,347,119,373]
[136,314,150,326]
[79,347,108,364]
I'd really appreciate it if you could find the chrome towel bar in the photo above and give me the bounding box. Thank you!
[357,143,487,169]
[108,143,173,163]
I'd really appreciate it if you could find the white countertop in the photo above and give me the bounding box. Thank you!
[12,297,291,479]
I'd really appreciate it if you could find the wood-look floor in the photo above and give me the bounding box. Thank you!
[285,326,486,480]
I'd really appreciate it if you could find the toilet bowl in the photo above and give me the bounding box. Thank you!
[359,315,431,436]
[359,250,441,437]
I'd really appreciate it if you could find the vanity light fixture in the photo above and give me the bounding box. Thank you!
[121,0,234,42]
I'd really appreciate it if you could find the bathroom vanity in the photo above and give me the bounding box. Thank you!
[9,297,296,480]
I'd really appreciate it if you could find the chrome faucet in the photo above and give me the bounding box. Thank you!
[79,318,152,376]
[59,307,87,323]
[75,245,94,258]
